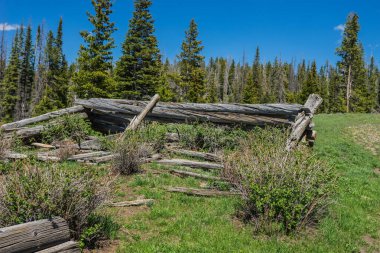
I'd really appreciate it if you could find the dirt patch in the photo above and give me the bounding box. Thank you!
[346,124,380,156]
[374,168,380,176]
[84,240,120,253]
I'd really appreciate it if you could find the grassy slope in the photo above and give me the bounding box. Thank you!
[113,114,380,253]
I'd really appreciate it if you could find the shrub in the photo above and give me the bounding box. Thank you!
[223,128,336,234]
[0,133,11,159]
[0,164,111,238]
[112,132,153,175]
[41,114,94,145]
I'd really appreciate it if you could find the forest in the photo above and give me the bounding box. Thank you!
[0,0,378,123]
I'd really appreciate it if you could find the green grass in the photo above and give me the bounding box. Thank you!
[109,114,380,253]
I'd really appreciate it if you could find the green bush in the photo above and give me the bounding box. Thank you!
[41,114,94,145]
[223,128,336,234]
[0,164,111,238]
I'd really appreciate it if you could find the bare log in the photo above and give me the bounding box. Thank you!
[2,152,28,160]
[31,143,56,149]
[166,148,221,162]
[286,94,323,151]
[169,169,223,181]
[126,94,160,131]
[0,217,71,253]
[0,106,85,131]
[167,187,240,197]
[155,159,223,170]
[36,241,80,253]
[108,199,154,207]
[68,151,111,161]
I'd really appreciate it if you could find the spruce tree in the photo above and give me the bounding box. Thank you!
[72,0,116,98]
[16,25,34,119]
[178,19,206,102]
[0,27,6,82]
[336,13,368,112]
[0,30,21,122]
[300,61,319,102]
[243,47,261,103]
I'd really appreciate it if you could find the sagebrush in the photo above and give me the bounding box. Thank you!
[0,164,111,238]
[223,128,336,234]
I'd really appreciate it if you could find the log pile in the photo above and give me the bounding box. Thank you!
[75,98,304,133]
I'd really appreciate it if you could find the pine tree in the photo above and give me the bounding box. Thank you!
[115,0,161,99]
[272,58,286,103]
[178,19,206,102]
[0,30,21,122]
[368,56,379,109]
[300,61,319,102]
[35,19,70,115]
[157,59,175,101]
[0,27,6,82]
[243,47,261,103]
[336,13,368,112]
[72,0,116,99]
[16,25,34,119]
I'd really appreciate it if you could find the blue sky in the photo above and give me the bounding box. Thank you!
[1,0,380,66]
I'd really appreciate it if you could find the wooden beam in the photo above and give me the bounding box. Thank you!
[126,94,160,131]
[155,159,223,170]
[166,187,240,197]
[0,106,85,131]
[0,217,71,253]
[107,199,154,207]
[36,241,80,253]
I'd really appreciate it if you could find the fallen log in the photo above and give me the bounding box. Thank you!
[75,98,301,133]
[155,159,223,170]
[31,143,56,149]
[169,169,223,181]
[0,106,85,131]
[166,187,240,197]
[2,152,28,160]
[107,199,154,207]
[286,94,323,151]
[0,217,71,253]
[126,94,160,131]
[166,148,221,162]
[68,151,111,161]
[36,241,80,253]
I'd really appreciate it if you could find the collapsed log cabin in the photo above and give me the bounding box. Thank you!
[1,94,322,150]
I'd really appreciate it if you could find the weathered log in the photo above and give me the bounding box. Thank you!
[32,143,56,149]
[36,241,80,253]
[2,152,28,160]
[126,94,160,131]
[169,169,223,181]
[155,159,223,170]
[36,155,61,162]
[75,98,301,133]
[166,187,240,197]
[286,94,323,151]
[108,199,154,207]
[166,148,221,162]
[0,106,85,131]
[92,154,117,163]
[68,151,111,161]
[0,217,71,253]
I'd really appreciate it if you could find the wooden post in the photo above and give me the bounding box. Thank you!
[286,94,323,151]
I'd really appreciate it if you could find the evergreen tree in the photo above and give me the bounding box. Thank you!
[0,30,21,122]
[35,19,69,115]
[243,47,261,103]
[0,27,6,82]
[157,59,175,101]
[272,58,286,103]
[336,13,368,112]
[115,0,161,99]
[72,0,116,98]
[16,25,34,119]
[368,56,379,109]
[178,19,206,102]
[300,61,319,102]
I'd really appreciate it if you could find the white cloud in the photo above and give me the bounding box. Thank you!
[334,24,345,35]
[0,23,22,31]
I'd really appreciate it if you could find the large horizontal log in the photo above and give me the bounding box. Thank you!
[0,106,85,131]
[155,159,223,170]
[167,187,240,197]
[169,169,223,181]
[0,217,71,253]
[166,148,221,162]
[75,98,300,133]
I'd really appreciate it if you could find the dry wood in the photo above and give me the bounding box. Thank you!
[166,187,240,197]
[36,241,80,253]
[75,98,301,133]
[169,169,223,181]
[108,199,154,207]
[3,152,28,160]
[286,94,323,151]
[155,159,223,170]
[91,154,117,163]
[68,151,111,161]
[0,106,85,131]
[166,148,221,162]
[0,217,71,253]
[37,155,61,162]
[32,143,56,149]
[126,94,160,131]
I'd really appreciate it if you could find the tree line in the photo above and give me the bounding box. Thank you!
[0,0,379,122]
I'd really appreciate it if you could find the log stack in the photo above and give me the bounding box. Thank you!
[75,98,304,133]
